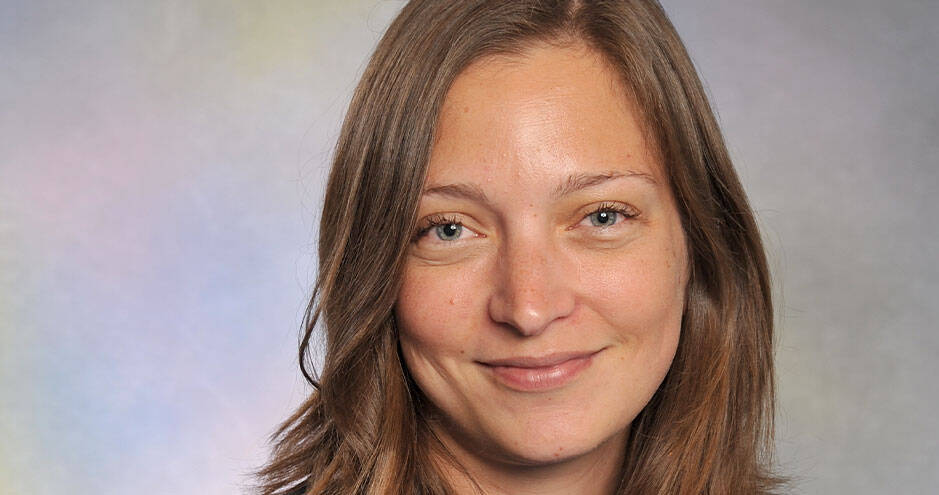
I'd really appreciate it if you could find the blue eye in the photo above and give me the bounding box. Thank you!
[434,223,463,241]
[588,210,619,227]
[414,214,475,244]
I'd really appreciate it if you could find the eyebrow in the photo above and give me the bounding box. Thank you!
[422,182,490,203]
[553,170,657,197]
[422,169,657,203]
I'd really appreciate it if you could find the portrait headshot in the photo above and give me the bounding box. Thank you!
[1,1,936,494]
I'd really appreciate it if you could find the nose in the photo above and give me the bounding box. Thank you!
[487,235,576,337]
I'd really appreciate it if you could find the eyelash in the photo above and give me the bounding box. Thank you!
[584,202,639,226]
[414,214,463,241]
[413,203,639,242]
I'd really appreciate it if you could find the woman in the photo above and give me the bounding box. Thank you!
[258,1,782,493]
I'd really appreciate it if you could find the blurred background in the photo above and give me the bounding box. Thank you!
[1,0,936,493]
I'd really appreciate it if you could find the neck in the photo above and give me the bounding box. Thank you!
[429,425,627,495]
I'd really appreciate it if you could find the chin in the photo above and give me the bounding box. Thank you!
[487,416,624,466]
[506,443,597,466]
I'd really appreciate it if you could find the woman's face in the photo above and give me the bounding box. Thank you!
[395,43,688,470]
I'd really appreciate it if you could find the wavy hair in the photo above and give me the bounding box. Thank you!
[256,1,782,493]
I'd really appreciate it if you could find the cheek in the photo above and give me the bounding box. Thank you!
[394,261,483,361]
[580,229,688,342]
[394,261,493,417]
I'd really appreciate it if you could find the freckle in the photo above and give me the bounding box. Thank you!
[463,106,469,113]
[460,350,465,355]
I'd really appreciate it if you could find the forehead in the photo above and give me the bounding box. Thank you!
[427,42,663,189]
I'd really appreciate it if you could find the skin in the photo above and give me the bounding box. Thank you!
[395,42,689,495]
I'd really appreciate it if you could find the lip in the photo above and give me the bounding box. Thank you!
[478,349,603,392]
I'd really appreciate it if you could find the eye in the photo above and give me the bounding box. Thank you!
[434,222,463,241]
[588,210,618,227]
[580,202,638,230]
[414,214,478,244]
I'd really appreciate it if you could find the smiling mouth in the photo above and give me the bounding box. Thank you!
[477,349,603,392]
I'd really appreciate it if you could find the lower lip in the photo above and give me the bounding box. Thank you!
[484,354,597,392]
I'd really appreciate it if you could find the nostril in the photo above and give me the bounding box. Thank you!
[488,279,575,337]
[488,241,576,336]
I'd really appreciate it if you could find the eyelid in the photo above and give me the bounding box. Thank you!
[591,201,639,217]
[413,202,638,243]
[413,213,480,243]
[571,201,640,230]
[415,213,460,235]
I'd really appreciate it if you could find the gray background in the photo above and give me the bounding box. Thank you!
[664,1,939,492]
[0,0,936,493]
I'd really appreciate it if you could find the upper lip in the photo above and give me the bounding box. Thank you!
[478,349,603,368]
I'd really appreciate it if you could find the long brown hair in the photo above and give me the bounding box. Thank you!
[256,1,782,493]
